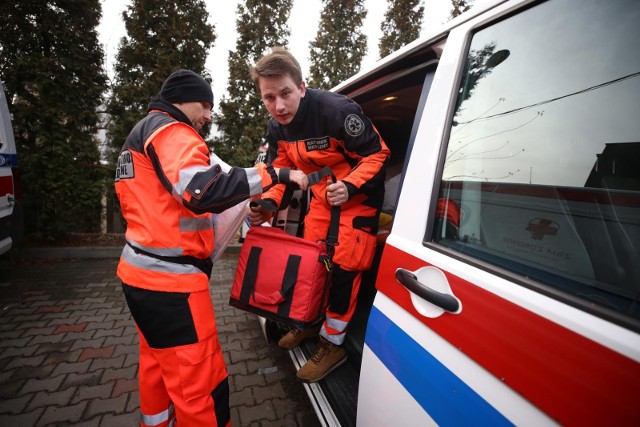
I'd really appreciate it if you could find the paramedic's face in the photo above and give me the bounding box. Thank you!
[259,74,305,126]
[179,101,212,131]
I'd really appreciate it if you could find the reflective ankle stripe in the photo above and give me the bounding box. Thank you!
[141,403,174,426]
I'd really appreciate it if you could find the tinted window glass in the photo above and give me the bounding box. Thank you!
[433,0,640,323]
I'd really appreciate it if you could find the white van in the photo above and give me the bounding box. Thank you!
[263,0,640,425]
[0,81,21,256]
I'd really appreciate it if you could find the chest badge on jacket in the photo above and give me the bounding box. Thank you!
[305,137,330,152]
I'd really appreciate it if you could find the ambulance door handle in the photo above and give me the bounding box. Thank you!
[395,268,461,313]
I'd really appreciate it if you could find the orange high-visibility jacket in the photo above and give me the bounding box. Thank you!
[115,100,277,293]
[263,88,390,211]
[262,89,390,272]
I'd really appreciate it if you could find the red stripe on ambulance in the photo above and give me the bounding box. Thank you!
[376,244,640,425]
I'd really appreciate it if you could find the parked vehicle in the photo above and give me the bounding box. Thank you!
[0,81,21,256]
[262,0,640,425]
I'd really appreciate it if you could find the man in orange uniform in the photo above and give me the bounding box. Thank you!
[115,69,306,426]
[248,48,390,383]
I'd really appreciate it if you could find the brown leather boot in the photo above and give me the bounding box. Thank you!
[277,324,321,350]
[296,337,347,383]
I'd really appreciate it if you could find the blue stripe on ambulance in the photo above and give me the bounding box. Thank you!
[365,306,513,426]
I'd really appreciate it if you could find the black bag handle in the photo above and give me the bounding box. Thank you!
[250,167,340,255]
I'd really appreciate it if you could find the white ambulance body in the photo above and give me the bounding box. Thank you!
[272,0,640,425]
[0,81,20,256]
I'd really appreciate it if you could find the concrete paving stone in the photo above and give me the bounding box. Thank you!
[110,342,136,357]
[111,378,137,399]
[230,386,256,407]
[70,383,114,404]
[84,320,115,331]
[233,373,267,392]
[125,391,139,413]
[61,307,97,315]
[92,326,125,340]
[77,315,107,324]
[28,332,66,346]
[0,377,26,399]
[96,307,122,316]
[0,368,14,383]
[33,341,74,356]
[101,411,139,426]
[70,337,106,351]
[43,350,83,367]
[11,364,56,381]
[226,361,248,377]
[39,401,87,425]
[0,344,39,359]
[0,337,32,350]
[82,297,107,304]
[22,325,57,337]
[105,307,133,326]
[100,365,137,383]
[27,387,76,411]
[53,323,88,334]
[254,382,288,404]
[0,394,32,415]
[217,322,239,335]
[23,295,52,302]
[237,402,277,425]
[123,354,138,369]
[90,354,126,372]
[47,316,81,326]
[35,305,66,314]
[14,319,48,330]
[103,336,134,349]
[84,393,128,419]
[9,314,45,323]
[230,406,241,426]
[51,359,92,377]
[112,319,134,329]
[40,311,73,320]
[0,408,44,426]
[20,373,66,394]
[4,353,46,369]
[70,416,102,427]
[59,331,97,344]
[62,371,102,389]
[79,346,115,363]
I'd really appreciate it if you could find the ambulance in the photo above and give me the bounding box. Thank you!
[0,81,21,256]
[266,0,640,425]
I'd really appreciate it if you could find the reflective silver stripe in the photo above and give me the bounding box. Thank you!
[179,216,212,232]
[321,320,348,345]
[244,167,264,197]
[128,239,183,257]
[121,245,202,276]
[141,402,174,426]
[325,317,348,332]
[177,164,211,196]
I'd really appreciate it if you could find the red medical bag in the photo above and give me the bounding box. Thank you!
[229,226,332,329]
[230,167,339,329]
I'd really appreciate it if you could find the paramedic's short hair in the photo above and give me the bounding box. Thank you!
[250,47,303,88]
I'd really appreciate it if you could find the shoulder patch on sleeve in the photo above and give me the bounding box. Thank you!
[115,149,134,181]
[344,114,365,137]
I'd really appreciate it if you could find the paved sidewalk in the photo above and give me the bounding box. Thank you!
[0,249,321,426]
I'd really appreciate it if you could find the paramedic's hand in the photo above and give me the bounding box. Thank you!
[326,180,349,206]
[274,168,308,190]
[249,203,274,226]
[289,169,308,190]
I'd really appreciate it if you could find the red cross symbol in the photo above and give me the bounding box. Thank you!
[526,218,559,240]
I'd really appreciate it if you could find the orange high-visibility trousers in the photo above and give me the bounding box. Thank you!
[303,199,378,345]
[123,284,230,427]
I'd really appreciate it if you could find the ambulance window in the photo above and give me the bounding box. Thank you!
[432,0,640,326]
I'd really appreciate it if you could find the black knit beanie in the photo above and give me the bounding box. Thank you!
[160,69,213,105]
